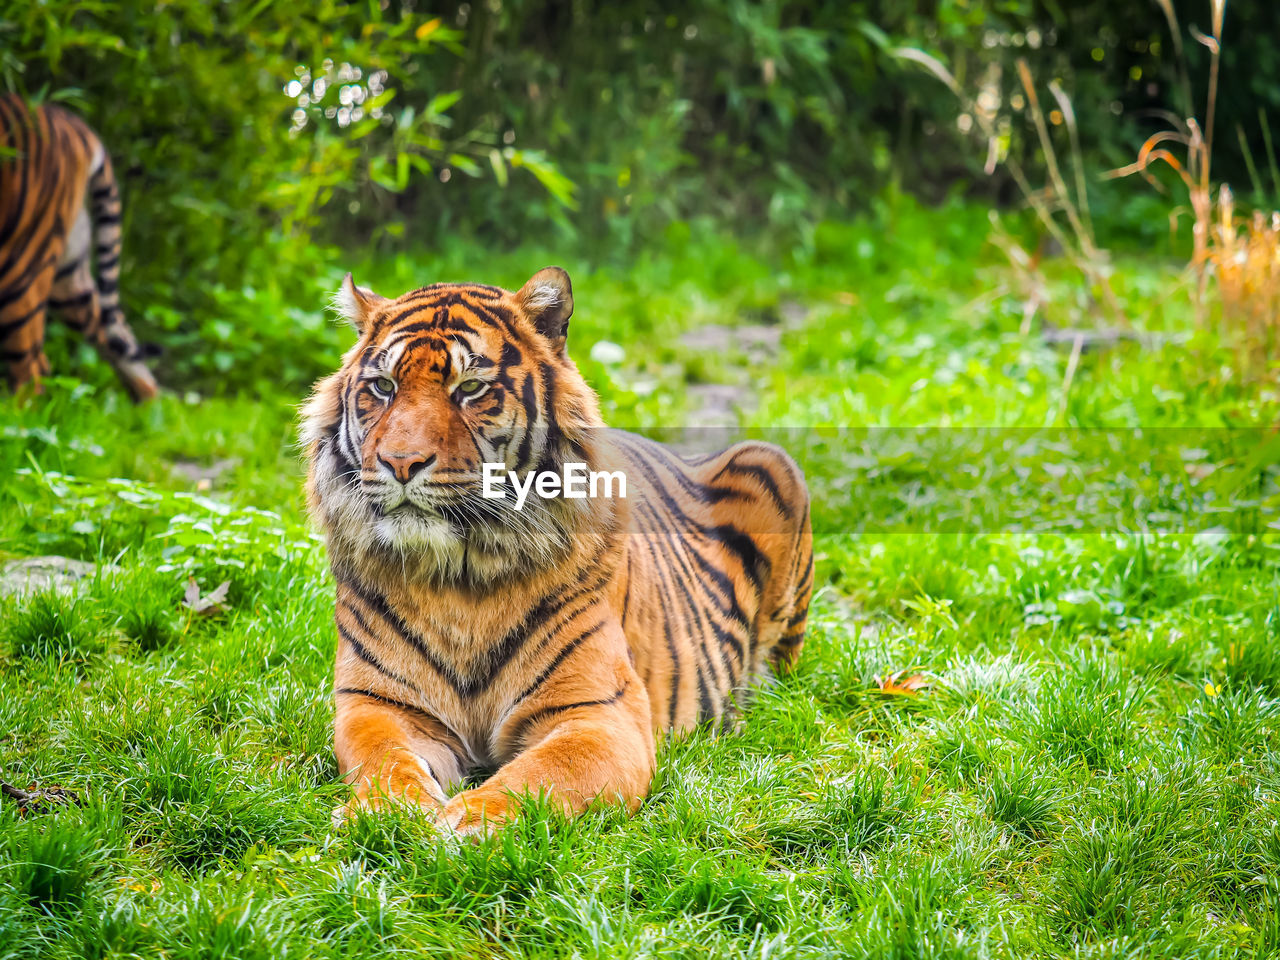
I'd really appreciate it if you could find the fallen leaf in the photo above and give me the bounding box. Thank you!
[182,577,231,616]
[874,670,930,697]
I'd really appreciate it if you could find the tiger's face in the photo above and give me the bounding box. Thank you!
[302,267,606,587]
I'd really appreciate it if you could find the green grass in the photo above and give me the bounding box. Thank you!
[1,196,1279,958]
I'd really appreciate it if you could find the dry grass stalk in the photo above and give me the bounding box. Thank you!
[895,47,1125,329]
[1108,120,1213,267]
[1110,0,1277,375]
[1208,185,1280,370]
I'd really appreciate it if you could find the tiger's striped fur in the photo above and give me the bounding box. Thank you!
[0,95,158,400]
[302,268,812,833]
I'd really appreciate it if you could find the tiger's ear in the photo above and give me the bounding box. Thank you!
[516,266,573,349]
[331,273,388,333]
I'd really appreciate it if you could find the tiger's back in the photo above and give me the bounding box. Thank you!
[610,431,812,733]
[0,94,157,399]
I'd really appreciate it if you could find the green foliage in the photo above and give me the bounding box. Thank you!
[5,1,1280,397]
[113,567,186,653]
[0,806,116,919]
[982,753,1059,838]
[0,0,567,392]
[0,0,502,258]
[1022,653,1145,771]
[2,589,103,663]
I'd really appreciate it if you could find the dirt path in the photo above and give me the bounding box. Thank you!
[676,299,806,432]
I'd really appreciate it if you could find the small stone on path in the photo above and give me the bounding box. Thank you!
[0,556,120,597]
[170,457,241,490]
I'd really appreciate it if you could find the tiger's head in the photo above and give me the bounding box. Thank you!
[301,267,612,589]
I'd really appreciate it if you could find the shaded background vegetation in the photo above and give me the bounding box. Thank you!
[3,0,1279,390]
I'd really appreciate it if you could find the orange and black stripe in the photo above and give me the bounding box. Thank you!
[0,94,157,399]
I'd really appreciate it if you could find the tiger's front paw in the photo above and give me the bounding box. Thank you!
[437,787,515,838]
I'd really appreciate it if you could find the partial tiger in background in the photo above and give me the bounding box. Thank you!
[0,95,158,401]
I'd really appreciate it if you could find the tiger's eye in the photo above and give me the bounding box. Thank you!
[457,379,484,394]
[373,376,395,396]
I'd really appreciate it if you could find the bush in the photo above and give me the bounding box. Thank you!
[6,0,1280,394]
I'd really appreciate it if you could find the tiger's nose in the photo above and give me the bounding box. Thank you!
[377,451,435,484]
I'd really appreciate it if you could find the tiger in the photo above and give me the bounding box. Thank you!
[301,267,813,834]
[0,94,158,400]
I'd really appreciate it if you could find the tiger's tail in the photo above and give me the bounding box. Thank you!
[88,148,123,326]
[87,144,158,401]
